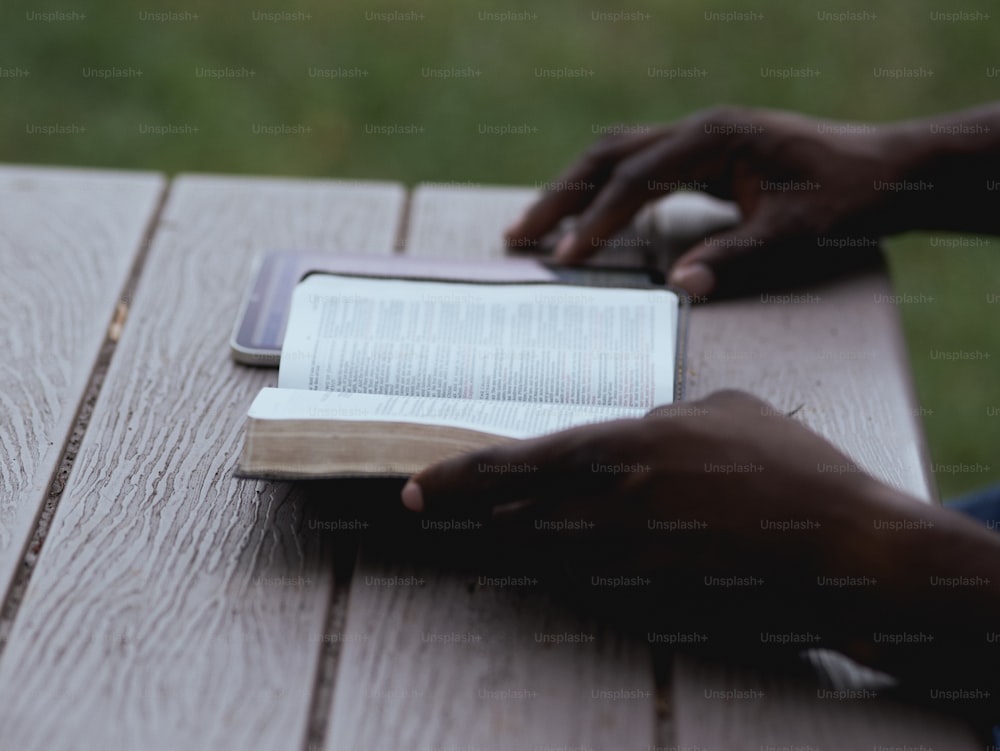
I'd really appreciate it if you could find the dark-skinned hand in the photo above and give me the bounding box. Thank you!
[506,103,1000,298]
[401,390,1000,708]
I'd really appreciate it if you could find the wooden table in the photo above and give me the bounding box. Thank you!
[0,165,981,750]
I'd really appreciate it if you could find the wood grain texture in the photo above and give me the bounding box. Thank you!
[0,164,164,601]
[0,175,405,751]
[324,186,657,751]
[406,184,538,259]
[407,183,649,266]
[327,554,655,751]
[684,268,934,501]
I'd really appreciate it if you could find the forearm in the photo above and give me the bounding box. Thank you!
[854,486,1000,709]
[881,101,1000,235]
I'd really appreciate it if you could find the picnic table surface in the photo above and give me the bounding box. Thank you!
[0,164,981,750]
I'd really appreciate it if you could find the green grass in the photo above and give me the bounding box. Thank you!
[3,0,997,497]
[885,235,1000,499]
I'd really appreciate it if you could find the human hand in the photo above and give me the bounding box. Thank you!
[506,106,910,298]
[401,390,914,656]
[400,390,1000,710]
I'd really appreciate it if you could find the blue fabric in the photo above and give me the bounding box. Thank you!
[945,483,1000,744]
[946,483,1000,530]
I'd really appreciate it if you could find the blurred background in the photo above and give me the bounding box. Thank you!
[2,0,997,498]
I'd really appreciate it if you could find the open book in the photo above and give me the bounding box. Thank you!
[237,273,685,478]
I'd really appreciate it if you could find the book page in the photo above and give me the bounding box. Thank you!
[251,388,647,440]
[278,274,677,408]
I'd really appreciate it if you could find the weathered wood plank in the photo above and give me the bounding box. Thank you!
[407,183,649,266]
[327,553,655,751]
[683,267,934,500]
[0,175,405,751]
[324,185,657,751]
[0,164,164,603]
[405,184,538,259]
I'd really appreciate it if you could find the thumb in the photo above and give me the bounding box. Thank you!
[668,219,775,299]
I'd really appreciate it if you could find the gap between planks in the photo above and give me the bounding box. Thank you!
[304,183,414,751]
[304,537,361,751]
[0,181,173,655]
